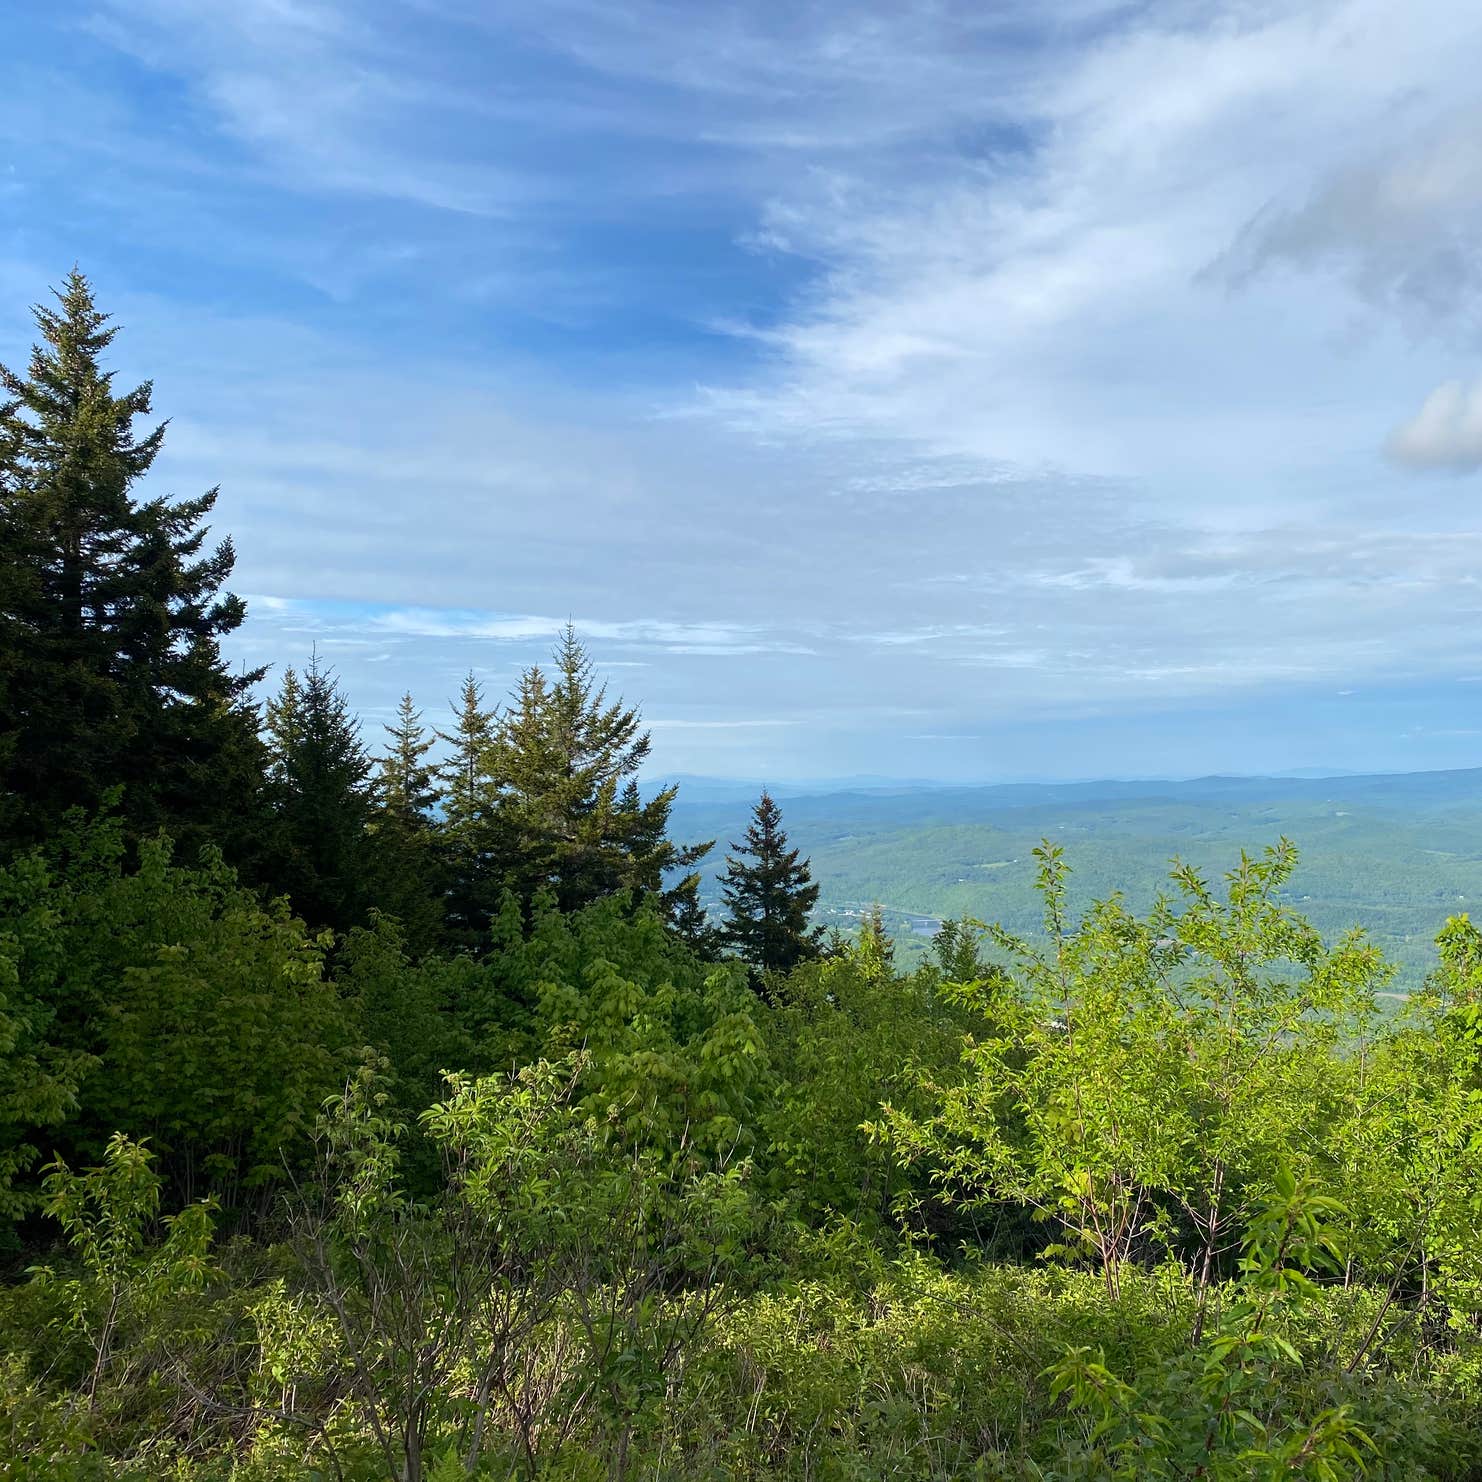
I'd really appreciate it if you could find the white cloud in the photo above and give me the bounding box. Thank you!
[370,607,812,655]
[691,0,1482,482]
[241,598,809,658]
[1387,380,1482,472]
[85,0,519,216]
[648,717,798,730]
[9,0,1482,778]
[1212,106,1482,338]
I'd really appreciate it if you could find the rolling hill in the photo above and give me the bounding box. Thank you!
[665,769,1482,990]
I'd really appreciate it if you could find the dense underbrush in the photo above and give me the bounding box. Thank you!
[6,827,1482,1478]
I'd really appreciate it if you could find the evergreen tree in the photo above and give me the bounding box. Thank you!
[0,384,30,821]
[855,902,895,977]
[264,653,373,933]
[378,692,439,826]
[0,271,267,861]
[486,626,712,919]
[933,915,985,983]
[436,673,495,833]
[719,791,823,975]
[369,693,444,955]
[435,672,498,949]
[666,884,724,960]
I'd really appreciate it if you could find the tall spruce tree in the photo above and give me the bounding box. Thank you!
[369,692,445,954]
[378,692,439,825]
[435,672,498,949]
[436,673,495,832]
[485,626,712,919]
[719,791,823,975]
[0,270,267,859]
[264,653,373,933]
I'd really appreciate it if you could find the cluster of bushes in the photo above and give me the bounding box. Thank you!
[4,817,1482,1477]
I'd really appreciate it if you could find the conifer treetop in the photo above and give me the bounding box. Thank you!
[719,789,823,977]
[0,269,264,854]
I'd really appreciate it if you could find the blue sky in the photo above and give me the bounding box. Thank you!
[5,0,1482,782]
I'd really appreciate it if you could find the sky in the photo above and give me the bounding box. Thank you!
[4,0,1482,783]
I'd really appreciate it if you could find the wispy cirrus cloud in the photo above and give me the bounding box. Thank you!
[368,606,813,656]
[243,597,809,656]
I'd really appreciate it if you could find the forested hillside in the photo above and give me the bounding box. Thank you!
[673,772,1482,988]
[5,277,1482,1481]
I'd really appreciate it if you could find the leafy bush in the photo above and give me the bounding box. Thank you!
[4,838,1482,1479]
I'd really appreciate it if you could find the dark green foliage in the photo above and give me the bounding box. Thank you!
[376,691,440,826]
[367,693,445,955]
[486,626,712,920]
[719,790,823,976]
[509,890,769,1157]
[336,912,471,1120]
[429,641,714,951]
[666,879,725,959]
[764,944,974,1230]
[932,914,989,983]
[0,861,97,1224]
[0,271,266,865]
[264,653,375,934]
[434,671,499,949]
[0,812,348,1210]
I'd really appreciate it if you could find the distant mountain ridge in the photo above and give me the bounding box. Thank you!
[655,766,1482,812]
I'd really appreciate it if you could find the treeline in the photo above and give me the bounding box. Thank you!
[4,274,1482,1479]
[0,271,826,962]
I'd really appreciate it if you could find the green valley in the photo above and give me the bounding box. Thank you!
[675,769,1482,987]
